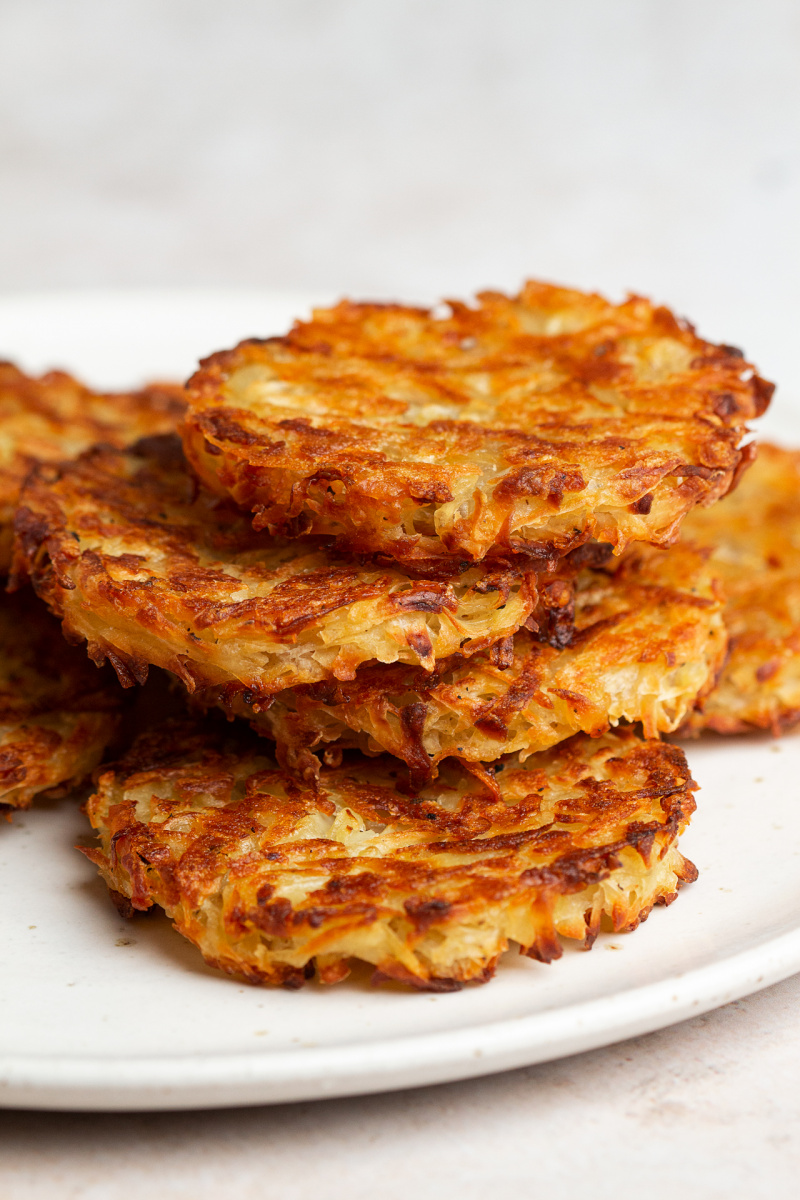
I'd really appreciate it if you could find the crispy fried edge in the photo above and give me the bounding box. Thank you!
[182,285,772,563]
[198,541,727,785]
[0,364,185,572]
[0,588,123,810]
[681,442,800,735]
[81,724,697,990]
[0,710,120,811]
[9,441,557,697]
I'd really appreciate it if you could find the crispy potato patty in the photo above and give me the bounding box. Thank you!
[0,362,185,571]
[83,719,697,990]
[12,436,544,695]
[682,442,800,734]
[183,281,772,565]
[206,541,725,783]
[0,589,121,810]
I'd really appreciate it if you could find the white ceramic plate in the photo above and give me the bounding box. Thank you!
[2,290,800,1113]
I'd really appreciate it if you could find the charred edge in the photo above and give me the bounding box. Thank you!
[494,466,586,507]
[676,856,699,885]
[727,441,758,495]
[200,410,269,447]
[539,579,575,649]
[108,888,136,919]
[391,586,457,615]
[130,432,185,469]
[399,702,434,787]
[489,636,514,669]
[564,542,614,571]
[407,481,455,505]
[404,897,452,931]
[629,492,654,515]
[371,963,464,993]
[12,505,52,571]
[751,375,775,417]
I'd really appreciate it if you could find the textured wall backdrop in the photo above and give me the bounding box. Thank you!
[1,0,798,387]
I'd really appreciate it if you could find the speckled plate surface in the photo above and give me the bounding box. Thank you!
[2,291,800,1112]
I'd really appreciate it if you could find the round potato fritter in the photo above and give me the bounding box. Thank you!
[682,443,800,734]
[183,281,772,565]
[0,589,121,810]
[82,720,697,990]
[204,540,725,784]
[12,436,543,696]
[0,362,185,571]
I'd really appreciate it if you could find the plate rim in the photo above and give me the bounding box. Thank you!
[4,926,800,1111]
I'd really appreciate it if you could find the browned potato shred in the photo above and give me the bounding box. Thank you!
[83,720,697,990]
[683,443,800,734]
[0,362,185,570]
[12,436,549,696]
[183,282,771,565]
[0,590,121,810]
[201,540,726,784]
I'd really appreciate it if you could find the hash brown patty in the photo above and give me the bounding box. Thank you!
[682,443,800,734]
[183,281,772,565]
[205,541,725,783]
[0,589,121,810]
[12,435,544,695]
[82,719,697,990]
[0,362,185,571]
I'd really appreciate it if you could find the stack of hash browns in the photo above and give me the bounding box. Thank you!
[4,280,795,992]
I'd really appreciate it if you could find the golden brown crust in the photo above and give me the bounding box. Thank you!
[0,589,121,809]
[83,719,697,990]
[0,362,185,572]
[183,282,772,564]
[681,443,800,734]
[202,540,725,783]
[12,436,546,696]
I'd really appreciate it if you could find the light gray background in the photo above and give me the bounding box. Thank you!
[2,0,800,388]
[2,2,800,1196]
